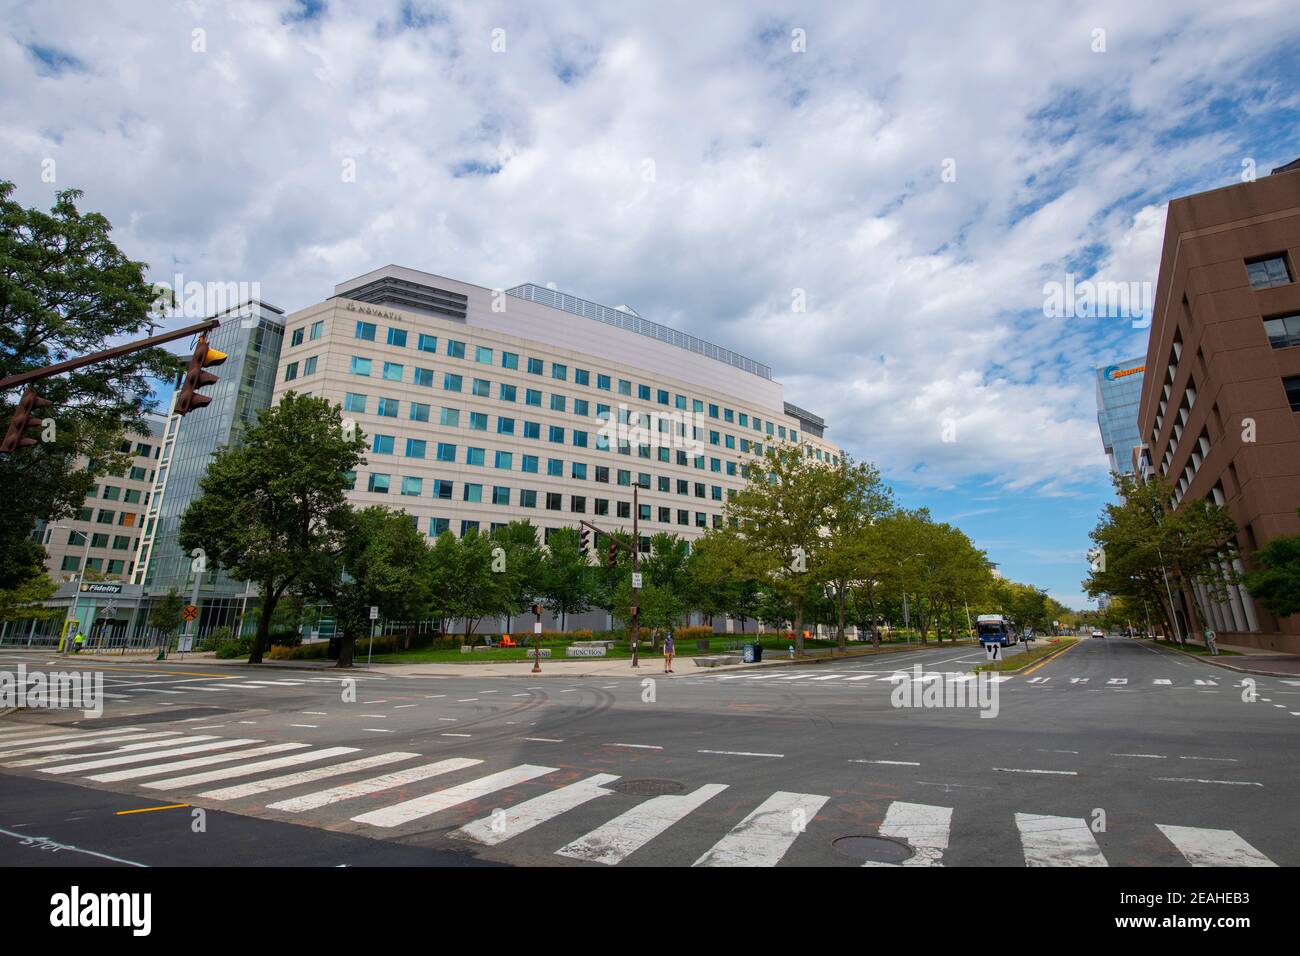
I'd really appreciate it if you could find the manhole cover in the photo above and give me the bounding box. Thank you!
[831,835,914,863]
[609,779,686,796]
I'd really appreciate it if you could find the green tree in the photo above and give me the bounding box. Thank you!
[148,588,185,639]
[0,571,59,623]
[303,506,431,668]
[490,520,546,633]
[1242,517,1300,619]
[540,527,593,630]
[179,392,366,663]
[0,182,181,590]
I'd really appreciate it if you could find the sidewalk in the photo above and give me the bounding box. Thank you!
[1145,639,1300,678]
[6,640,979,678]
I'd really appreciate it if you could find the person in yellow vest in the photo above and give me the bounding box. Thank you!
[73,629,85,653]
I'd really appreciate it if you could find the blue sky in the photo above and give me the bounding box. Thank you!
[3,1,1299,608]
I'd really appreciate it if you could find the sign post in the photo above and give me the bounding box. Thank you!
[367,606,379,668]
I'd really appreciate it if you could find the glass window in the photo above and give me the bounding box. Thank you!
[284,361,299,382]
[548,425,564,443]
[413,367,434,387]
[618,379,631,396]
[575,368,590,386]
[469,412,487,431]
[550,394,566,412]
[492,486,510,506]
[417,333,438,353]
[552,363,567,381]
[447,339,466,359]
[443,373,462,392]
[409,402,430,422]
[657,389,669,405]
[402,476,423,496]
[436,442,457,462]
[499,383,517,402]
[430,516,450,536]
[1247,254,1293,290]
[304,356,318,375]
[372,434,394,454]
[572,430,588,448]
[434,479,453,499]
[522,455,539,473]
[597,374,611,391]
[382,362,403,382]
[495,450,513,470]
[344,393,367,413]
[497,416,515,435]
[547,458,563,477]
[502,351,519,370]
[475,345,493,364]
[367,473,390,493]
[440,407,460,427]
[310,320,324,340]
[524,421,540,439]
[527,357,544,375]
[519,489,537,508]
[406,438,426,458]
[377,398,399,417]
[472,378,490,397]
[638,384,651,400]
[350,356,372,376]
[387,328,407,348]
[463,483,482,503]
[355,321,376,341]
[525,389,542,406]
[1263,313,1300,350]
[460,520,480,536]
[572,462,588,480]
[574,399,589,416]
[466,447,486,466]
[545,492,562,511]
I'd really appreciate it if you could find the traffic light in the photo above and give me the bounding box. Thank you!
[174,335,227,416]
[580,528,591,554]
[1,388,52,453]
[607,540,618,568]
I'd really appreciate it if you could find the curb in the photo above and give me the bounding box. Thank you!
[1146,642,1300,679]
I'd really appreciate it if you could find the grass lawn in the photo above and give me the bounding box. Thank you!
[973,637,1079,674]
[364,634,975,665]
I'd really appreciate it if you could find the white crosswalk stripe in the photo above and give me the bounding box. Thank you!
[0,726,143,749]
[351,764,557,828]
[198,752,419,800]
[1016,813,1108,866]
[455,773,620,846]
[863,801,952,867]
[86,743,309,783]
[1156,825,1277,867]
[693,791,828,867]
[41,738,263,774]
[5,735,219,768]
[0,730,182,759]
[142,747,359,790]
[267,757,483,813]
[557,783,729,865]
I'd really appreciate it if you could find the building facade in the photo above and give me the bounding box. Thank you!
[1095,357,1146,474]
[271,266,839,560]
[1135,160,1300,652]
[134,301,286,626]
[37,416,165,583]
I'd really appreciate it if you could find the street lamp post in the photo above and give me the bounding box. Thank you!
[50,525,92,654]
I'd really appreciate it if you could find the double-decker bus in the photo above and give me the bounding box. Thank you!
[976,614,1019,646]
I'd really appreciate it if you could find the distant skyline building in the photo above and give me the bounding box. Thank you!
[1095,358,1146,475]
[134,301,285,627]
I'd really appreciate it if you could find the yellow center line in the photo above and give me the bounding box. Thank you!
[116,803,190,816]
[1020,640,1080,677]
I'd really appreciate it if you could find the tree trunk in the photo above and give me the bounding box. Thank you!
[337,633,355,668]
[836,583,847,651]
[249,588,277,664]
[793,601,805,655]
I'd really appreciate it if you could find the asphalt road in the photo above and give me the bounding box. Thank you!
[1,638,1295,868]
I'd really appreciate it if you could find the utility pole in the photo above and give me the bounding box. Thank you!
[631,483,640,669]
[531,602,543,673]
[53,527,91,654]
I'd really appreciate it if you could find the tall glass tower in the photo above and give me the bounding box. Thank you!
[1095,357,1146,475]
[135,301,285,614]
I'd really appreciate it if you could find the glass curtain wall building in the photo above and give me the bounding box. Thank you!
[1095,358,1146,474]
[134,301,285,627]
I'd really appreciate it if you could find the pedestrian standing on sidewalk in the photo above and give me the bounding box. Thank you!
[663,629,675,673]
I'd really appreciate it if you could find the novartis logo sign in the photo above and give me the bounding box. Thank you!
[344,302,403,322]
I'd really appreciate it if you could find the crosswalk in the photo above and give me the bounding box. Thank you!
[0,721,1281,867]
[708,671,1267,690]
[3,671,390,705]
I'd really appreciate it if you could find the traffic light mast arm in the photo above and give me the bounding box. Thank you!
[0,318,220,392]
[577,519,634,552]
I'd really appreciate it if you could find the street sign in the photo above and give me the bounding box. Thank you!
[182,604,198,622]
[631,572,643,589]
[985,642,1001,661]
[369,606,379,620]
[533,621,543,634]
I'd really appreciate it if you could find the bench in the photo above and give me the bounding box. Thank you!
[694,655,743,667]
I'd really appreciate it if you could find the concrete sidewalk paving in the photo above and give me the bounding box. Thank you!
[1143,639,1300,678]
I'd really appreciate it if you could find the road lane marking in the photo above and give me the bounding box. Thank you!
[693,791,828,867]
[699,750,783,758]
[351,764,557,828]
[39,739,264,774]
[995,768,1078,775]
[558,783,729,865]
[864,801,952,867]
[197,752,419,800]
[268,758,483,813]
[606,743,662,750]
[850,759,919,766]
[1016,813,1107,866]
[115,803,189,816]
[1113,753,1165,759]
[523,737,564,742]
[1156,825,1277,867]
[454,773,620,846]
[0,731,183,759]
[1157,777,1262,786]
[5,735,220,768]
[85,743,307,782]
[142,747,360,790]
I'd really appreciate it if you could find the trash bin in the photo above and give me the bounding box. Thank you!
[752,642,763,662]
[327,637,341,660]
[742,644,755,663]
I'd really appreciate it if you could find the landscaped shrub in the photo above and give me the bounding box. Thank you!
[215,634,253,659]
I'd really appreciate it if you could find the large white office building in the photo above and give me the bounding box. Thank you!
[271,266,839,548]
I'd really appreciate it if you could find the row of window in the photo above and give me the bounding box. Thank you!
[75,507,139,528]
[96,484,147,504]
[414,500,722,536]
[63,530,136,551]
[284,317,812,443]
[60,556,132,576]
[350,466,731,502]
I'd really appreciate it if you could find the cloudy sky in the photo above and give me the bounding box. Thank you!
[4,0,1299,608]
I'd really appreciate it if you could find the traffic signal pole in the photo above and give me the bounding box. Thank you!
[578,486,640,667]
[0,319,220,392]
